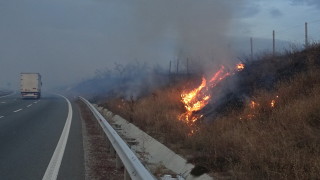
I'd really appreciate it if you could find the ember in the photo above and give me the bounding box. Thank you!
[240,95,280,120]
[236,63,245,71]
[270,96,279,108]
[250,100,258,109]
[270,100,276,108]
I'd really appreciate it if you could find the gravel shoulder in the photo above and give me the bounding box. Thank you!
[78,100,124,180]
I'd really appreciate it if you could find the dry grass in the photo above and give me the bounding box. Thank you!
[188,69,320,179]
[101,44,320,179]
[102,84,192,148]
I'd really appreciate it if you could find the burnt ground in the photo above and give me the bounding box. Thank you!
[77,100,124,180]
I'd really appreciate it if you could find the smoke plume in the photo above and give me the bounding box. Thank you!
[127,0,243,70]
[70,0,245,99]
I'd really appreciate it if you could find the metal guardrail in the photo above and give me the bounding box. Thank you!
[79,97,156,180]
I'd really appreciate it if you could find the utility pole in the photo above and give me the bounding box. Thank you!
[273,30,275,57]
[305,22,309,48]
[250,37,253,61]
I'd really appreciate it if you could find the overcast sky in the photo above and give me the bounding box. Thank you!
[0,0,319,89]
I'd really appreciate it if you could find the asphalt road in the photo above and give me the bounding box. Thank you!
[0,93,84,180]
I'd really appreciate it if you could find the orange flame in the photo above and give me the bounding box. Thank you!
[250,100,258,109]
[179,64,242,126]
[179,77,211,125]
[270,100,276,108]
[241,95,279,120]
[236,63,245,71]
[270,96,278,108]
[209,66,231,88]
[181,77,209,112]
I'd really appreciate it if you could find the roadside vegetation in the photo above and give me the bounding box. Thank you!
[99,43,320,179]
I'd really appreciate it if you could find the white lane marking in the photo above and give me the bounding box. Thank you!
[13,109,23,113]
[42,95,73,180]
[34,101,38,104]
[1,102,5,104]
[27,104,33,108]
[0,116,4,119]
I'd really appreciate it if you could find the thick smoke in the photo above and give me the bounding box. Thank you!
[71,0,245,99]
[128,0,243,71]
[70,62,169,100]
[0,0,244,90]
[70,0,246,98]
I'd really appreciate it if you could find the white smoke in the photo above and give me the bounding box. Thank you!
[127,0,244,71]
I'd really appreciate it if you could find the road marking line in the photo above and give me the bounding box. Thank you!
[34,102,38,104]
[42,95,73,180]
[1,102,6,104]
[13,109,23,112]
[0,116,4,119]
[27,104,33,108]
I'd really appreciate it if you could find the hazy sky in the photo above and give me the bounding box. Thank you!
[0,0,319,89]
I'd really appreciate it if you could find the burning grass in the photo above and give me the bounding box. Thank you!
[199,71,320,179]
[100,43,320,179]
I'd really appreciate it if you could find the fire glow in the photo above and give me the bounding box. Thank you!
[240,96,279,120]
[250,100,258,109]
[179,63,245,126]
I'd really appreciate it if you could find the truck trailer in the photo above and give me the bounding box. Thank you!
[20,73,42,99]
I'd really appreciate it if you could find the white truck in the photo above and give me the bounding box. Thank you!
[20,73,42,99]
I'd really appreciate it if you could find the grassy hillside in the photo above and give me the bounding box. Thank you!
[100,43,320,179]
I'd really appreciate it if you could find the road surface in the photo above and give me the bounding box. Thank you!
[0,93,84,180]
